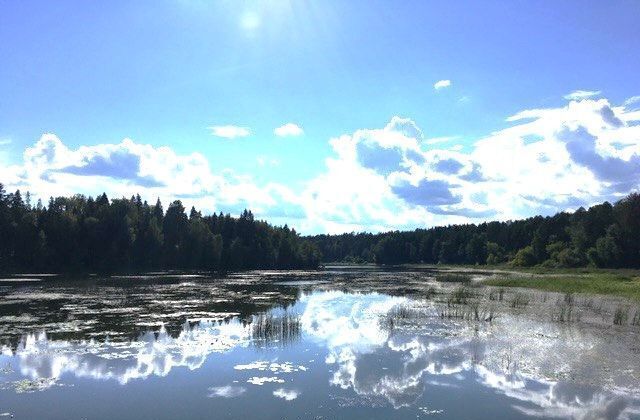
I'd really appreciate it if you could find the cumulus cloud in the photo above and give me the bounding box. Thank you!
[425,136,458,145]
[4,93,640,234]
[385,116,423,139]
[274,123,303,137]
[624,95,640,106]
[3,134,296,222]
[296,94,640,232]
[209,125,251,139]
[563,90,601,100]
[433,158,464,174]
[390,179,460,206]
[559,127,640,187]
[433,80,451,90]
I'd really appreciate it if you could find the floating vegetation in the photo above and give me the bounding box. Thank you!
[246,376,285,385]
[233,361,306,374]
[418,406,444,415]
[435,273,471,283]
[2,378,59,393]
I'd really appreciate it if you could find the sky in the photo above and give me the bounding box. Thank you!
[1,0,640,234]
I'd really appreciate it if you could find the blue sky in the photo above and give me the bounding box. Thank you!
[1,1,640,233]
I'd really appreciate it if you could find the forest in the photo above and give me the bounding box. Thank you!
[1,183,639,273]
[0,184,321,273]
[309,193,640,269]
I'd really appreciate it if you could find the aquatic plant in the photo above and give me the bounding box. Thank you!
[381,304,431,330]
[251,312,301,346]
[438,303,495,322]
[447,287,472,306]
[552,304,580,323]
[564,292,574,305]
[509,293,530,309]
[613,306,629,325]
[489,288,505,302]
[425,287,437,299]
[435,273,472,283]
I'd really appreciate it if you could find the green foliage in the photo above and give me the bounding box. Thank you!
[587,225,622,268]
[0,187,321,273]
[465,233,487,265]
[309,193,640,270]
[512,246,536,267]
[485,241,505,265]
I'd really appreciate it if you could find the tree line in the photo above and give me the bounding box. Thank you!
[2,183,639,272]
[309,193,640,268]
[0,184,321,273]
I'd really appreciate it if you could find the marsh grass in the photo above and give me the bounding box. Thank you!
[488,288,505,302]
[613,306,629,325]
[438,302,496,322]
[484,272,640,301]
[553,304,580,323]
[447,287,473,306]
[381,304,430,330]
[563,292,574,305]
[251,312,301,346]
[509,293,530,309]
[436,273,472,283]
[425,286,437,299]
[549,293,581,323]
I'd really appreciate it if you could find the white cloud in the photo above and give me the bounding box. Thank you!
[433,80,451,90]
[1,134,295,221]
[624,95,640,106]
[293,94,640,233]
[563,90,601,100]
[0,139,11,146]
[424,136,458,145]
[4,93,640,234]
[274,123,304,137]
[209,125,251,139]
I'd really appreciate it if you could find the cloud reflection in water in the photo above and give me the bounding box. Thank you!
[2,290,640,419]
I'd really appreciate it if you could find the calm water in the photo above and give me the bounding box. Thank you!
[1,267,639,419]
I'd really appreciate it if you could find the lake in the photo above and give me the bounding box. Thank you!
[1,266,639,419]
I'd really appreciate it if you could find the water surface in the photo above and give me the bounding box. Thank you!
[1,267,639,419]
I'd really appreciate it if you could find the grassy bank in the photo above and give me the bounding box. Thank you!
[484,272,640,301]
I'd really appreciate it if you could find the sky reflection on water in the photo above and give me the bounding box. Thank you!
[1,271,639,419]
